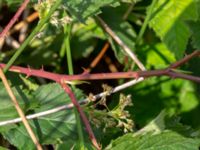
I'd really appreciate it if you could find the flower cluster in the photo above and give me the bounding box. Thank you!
[34,0,72,28]
[88,84,134,133]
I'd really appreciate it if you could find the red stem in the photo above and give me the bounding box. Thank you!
[166,71,200,83]
[0,63,199,83]
[170,50,200,69]
[60,82,100,150]
[0,0,30,39]
[1,50,199,82]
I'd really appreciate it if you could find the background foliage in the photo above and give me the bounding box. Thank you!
[0,0,200,149]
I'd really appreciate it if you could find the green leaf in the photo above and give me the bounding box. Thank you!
[139,43,176,69]
[56,141,95,150]
[2,83,85,149]
[165,116,200,138]
[134,110,166,136]
[71,18,106,60]
[0,82,35,121]
[135,110,199,138]
[2,111,77,150]
[19,75,39,91]
[3,0,23,10]
[187,20,200,49]
[125,77,200,127]
[106,131,200,150]
[99,7,137,64]
[18,33,63,68]
[33,83,84,111]
[0,146,8,150]
[149,0,199,58]
[178,81,199,112]
[64,0,120,22]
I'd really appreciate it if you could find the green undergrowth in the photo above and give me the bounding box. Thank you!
[0,0,200,149]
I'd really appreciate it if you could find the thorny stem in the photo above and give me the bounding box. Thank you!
[0,78,143,127]
[60,82,100,150]
[0,64,199,82]
[2,1,198,150]
[0,50,199,83]
[0,69,199,138]
[0,68,43,150]
[0,0,30,39]
[0,51,199,139]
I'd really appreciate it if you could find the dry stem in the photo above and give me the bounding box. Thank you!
[85,42,110,73]
[96,16,146,71]
[0,68,43,150]
[10,12,39,35]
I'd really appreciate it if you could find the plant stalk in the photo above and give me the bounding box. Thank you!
[136,0,157,44]
[64,23,85,148]
[4,0,62,72]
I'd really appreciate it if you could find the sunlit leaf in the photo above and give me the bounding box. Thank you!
[149,0,199,58]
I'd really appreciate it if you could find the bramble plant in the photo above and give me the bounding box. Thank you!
[0,0,200,149]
